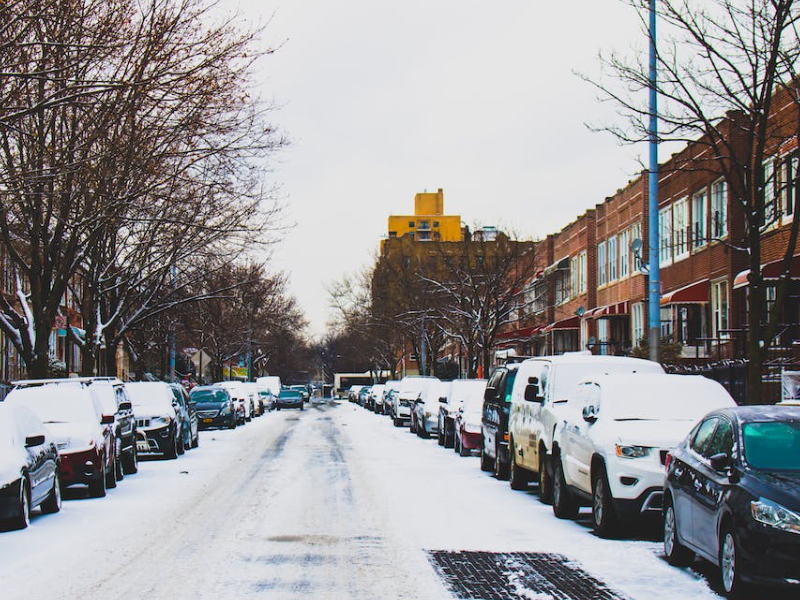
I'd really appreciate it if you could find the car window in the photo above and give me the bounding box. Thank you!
[503,370,517,404]
[704,418,734,458]
[742,421,800,471]
[691,417,719,456]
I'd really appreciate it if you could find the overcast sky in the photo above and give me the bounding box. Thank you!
[233,0,650,338]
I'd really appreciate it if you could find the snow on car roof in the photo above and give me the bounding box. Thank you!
[4,384,99,424]
[126,381,174,408]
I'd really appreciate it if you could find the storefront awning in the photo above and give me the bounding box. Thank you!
[495,325,541,341]
[584,301,630,319]
[543,257,570,277]
[660,280,710,306]
[733,254,800,290]
[543,316,580,332]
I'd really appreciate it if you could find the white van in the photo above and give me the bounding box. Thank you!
[507,354,664,498]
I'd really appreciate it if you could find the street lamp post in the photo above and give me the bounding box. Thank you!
[647,0,661,363]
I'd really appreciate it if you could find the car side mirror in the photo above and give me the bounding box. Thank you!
[582,404,598,423]
[709,452,731,472]
[118,401,132,411]
[483,387,496,402]
[524,383,542,403]
[439,396,447,403]
[101,414,115,425]
[25,434,45,447]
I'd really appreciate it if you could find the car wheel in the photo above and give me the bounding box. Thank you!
[592,466,617,537]
[437,421,445,446]
[459,433,470,457]
[509,441,529,490]
[192,431,200,449]
[228,418,237,430]
[552,456,579,519]
[444,421,455,449]
[480,440,493,472]
[393,416,402,427]
[40,472,62,515]
[10,478,31,530]
[720,526,749,598]
[664,498,694,567]
[165,433,179,460]
[122,445,138,475]
[177,433,186,456]
[418,423,429,439]
[114,442,124,481]
[89,464,107,498]
[300,405,304,411]
[494,441,509,480]
[538,452,553,504]
[409,416,417,434]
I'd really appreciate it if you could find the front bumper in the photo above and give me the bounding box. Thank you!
[197,410,234,429]
[738,519,800,587]
[140,424,174,454]
[276,399,303,409]
[613,487,664,520]
[0,479,23,519]
[59,448,104,487]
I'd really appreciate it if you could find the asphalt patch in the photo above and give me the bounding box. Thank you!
[428,551,627,600]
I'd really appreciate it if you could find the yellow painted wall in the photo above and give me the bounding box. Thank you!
[386,188,462,243]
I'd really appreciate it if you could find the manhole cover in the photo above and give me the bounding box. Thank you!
[428,551,627,600]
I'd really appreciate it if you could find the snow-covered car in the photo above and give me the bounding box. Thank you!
[169,383,199,450]
[438,379,485,448]
[481,363,521,478]
[290,384,310,403]
[256,376,281,410]
[0,403,61,530]
[215,381,249,424]
[381,381,401,415]
[191,386,236,429]
[243,382,262,416]
[4,384,116,497]
[411,381,449,438]
[357,386,372,407]
[550,373,737,536]
[127,382,182,459]
[369,384,386,414]
[347,385,364,403]
[391,376,441,427]
[507,354,664,498]
[454,380,488,456]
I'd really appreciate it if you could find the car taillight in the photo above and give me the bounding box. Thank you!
[664,452,672,472]
[503,433,509,442]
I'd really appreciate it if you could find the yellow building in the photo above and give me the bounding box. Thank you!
[386,188,462,243]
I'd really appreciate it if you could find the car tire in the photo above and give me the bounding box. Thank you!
[165,433,179,460]
[444,421,455,449]
[89,465,107,498]
[720,526,749,598]
[10,478,31,530]
[509,441,529,490]
[592,465,617,537]
[552,456,579,519]
[437,421,445,446]
[177,433,186,456]
[228,419,237,430]
[538,452,553,505]
[458,433,470,457]
[480,441,493,472]
[114,442,124,481]
[409,416,417,434]
[192,432,199,449]
[122,445,138,475]
[494,441,509,480]
[300,405,304,411]
[40,472,62,515]
[393,416,402,427]
[418,423,429,439]
[663,498,693,567]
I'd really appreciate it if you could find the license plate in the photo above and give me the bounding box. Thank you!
[203,418,213,423]
[136,442,149,452]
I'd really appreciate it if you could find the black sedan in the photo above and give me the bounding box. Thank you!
[663,406,800,597]
[0,403,62,530]
[191,386,236,430]
[480,363,520,479]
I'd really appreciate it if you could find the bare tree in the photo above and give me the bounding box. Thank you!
[587,0,800,401]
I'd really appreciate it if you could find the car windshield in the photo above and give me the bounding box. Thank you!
[742,421,800,471]
[191,389,228,403]
[279,390,302,399]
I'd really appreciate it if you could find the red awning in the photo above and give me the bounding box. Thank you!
[584,301,630,319]
[733,254,800,290]
[543,316,580,332]
[660,280,710,306]
[495,325,541,341]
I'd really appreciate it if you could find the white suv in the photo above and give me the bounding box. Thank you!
[391,376,440,427]
[550,373,736,536]
[507,354,664,500]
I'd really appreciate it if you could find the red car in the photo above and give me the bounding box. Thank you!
[454,383,487,457]
[5,383,117,498]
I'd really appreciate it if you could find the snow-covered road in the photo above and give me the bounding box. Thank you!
[0,400,760,599]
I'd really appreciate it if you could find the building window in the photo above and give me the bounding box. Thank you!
[631,302,644,346]
[692,189,707,249]
[712,179,728,238]
[711,279,729,340]
[408,221,415,228]
[660,306,673,340]
[598,241,607,286]
[763,159,777,227]
[659,207,672,265]
[597,320,609,356]
[433,221,440,227]
[618,230,629,278]
[673,198,689,260]
[607,235,618,282]
[578,251,587,294]
[570,256,578,299]
[555,269,570,305]
[388,231,397,238]
[629,221,642,272]
[533,281,547,314]
[417,231,431,241]
[419,220,430,230]
[786,158,797,218]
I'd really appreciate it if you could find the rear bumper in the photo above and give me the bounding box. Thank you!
[60,448,105,487]
[0,479,23,519]
[460,430,482,450]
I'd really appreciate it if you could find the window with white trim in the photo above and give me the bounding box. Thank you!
[711,279,729,340]
[711,179,728,238]
[630,221,642,272]
[607,235,618,282]
[631,302,645,346]
[673,198,689,259]
[570,256,578,299]
[659,207,672,265]
[786,157,797,219]
[763,159,777,227]
[578,251,587,294]
[598,241,607,286]
[619,230,629,278]
[692,190,707,249]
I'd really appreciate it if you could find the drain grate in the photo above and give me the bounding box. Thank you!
[428,551,627,600]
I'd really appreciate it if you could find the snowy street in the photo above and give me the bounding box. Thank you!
[0,399,783,600]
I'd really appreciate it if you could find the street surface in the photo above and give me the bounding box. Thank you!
[0,400,781,600]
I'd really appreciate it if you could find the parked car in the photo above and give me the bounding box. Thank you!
[481,363,521,478]
[507,354,664,499]
[411,381,449,438]
[215,381,249,424]
[439,379,484,448]
[358,386,372,408]
[0,403,62,530]
[256,376,282,410]
[381,381,401,415]
[169,383,199,450]
[348,385,364,403]
[191,386,236,429]
[391,376,441,427]
[550,374,736,536]
[384,389,399,418]
[369,384,387,414]
[275,388,304,410]
[4,384,116,497]
[289,384,310,403]
[664,405,800,597]
[126,382,182,459]
[454,380,488,456]
[243,382,263,416]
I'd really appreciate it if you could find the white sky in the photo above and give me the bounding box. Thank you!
[233,0,651,338]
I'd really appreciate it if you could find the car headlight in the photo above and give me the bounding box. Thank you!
[615,444,650,459]
[751,499,800,535]
[153,416,171,426]
[220,405,230,415]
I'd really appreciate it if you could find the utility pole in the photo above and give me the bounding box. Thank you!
[169,262,177,381]
[647,0,661,363]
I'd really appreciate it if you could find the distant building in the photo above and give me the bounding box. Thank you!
[385,188,463,245]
